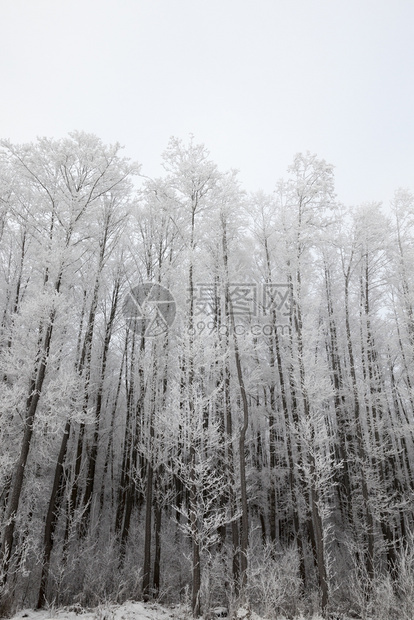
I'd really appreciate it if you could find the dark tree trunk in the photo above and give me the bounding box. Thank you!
[37,420,71,608]
[1,297,58,587]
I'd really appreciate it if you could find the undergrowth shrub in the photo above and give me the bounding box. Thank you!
[246,542,303,619]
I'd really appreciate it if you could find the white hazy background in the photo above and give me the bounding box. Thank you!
[1,0,413,206]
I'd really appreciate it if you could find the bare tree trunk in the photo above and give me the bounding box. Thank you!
[324,260,353,526]
[189,442,201,618]
[344,267,375,579]
[289,258,329,612]
[1,303,57,587]
[229,302,249,592]
[152,496,162,596]
[142,460,153,599]
[81,278,120,533]
[37,420,71,607]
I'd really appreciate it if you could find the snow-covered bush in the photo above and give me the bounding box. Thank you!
[245,543,303,619]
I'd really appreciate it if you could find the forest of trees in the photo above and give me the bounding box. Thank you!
[1,132,414,619]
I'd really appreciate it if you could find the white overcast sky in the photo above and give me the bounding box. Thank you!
[1,0,413,206]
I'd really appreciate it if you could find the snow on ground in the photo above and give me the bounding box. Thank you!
[11,602,181,620]
[9,601,269,620]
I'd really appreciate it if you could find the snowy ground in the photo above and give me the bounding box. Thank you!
[10,602,179,620]
[9,601,268,620]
